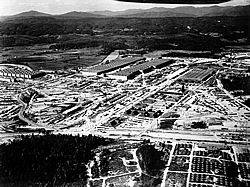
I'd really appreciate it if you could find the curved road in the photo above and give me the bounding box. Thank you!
[16,93,47,128]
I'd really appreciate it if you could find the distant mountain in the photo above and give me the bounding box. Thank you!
[7,10,104,19]
[0,16,8,21]
[91,9,145,16]
[116,8,148,15]
[168,5,250,17]
[90,5,250,17]
[59,11,105,18]
[119,11,195,18]
[11,10,52,18]
[147,7,172,13]
[203,5,250,16]
[90,6,226,17]
[166,6,229,16]
[90,10,118,17]
[4,5,250,19]
[91,8,174,17]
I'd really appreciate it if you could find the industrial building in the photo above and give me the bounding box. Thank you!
[81,57,145,76]
[178,68,215,83]
[108,59,175,80]
[0,67,45,79]
[108,63,153,80]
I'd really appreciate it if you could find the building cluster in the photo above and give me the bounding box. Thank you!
[109,59,175,80]
[81,57,144,76]
[0,66,45,80]
[82,57,175,80]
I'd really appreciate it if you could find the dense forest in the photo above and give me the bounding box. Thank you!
[0,16,248,37]
[136,141,166,176]
[245,99,250,108]
[0,134,113,187]
[221,76,250,95]
[136,141,166,187]
[0,16,249,52]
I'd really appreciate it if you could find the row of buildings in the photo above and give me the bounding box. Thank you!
[0,66,45,80]
[82,57,175,80]
[81,57,145,76]
[108,58,175,80]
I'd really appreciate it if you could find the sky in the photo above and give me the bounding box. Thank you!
[0,0,249,16]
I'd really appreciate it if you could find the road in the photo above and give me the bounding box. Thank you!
[16,93,55,131]
[217,78,250,112]
[16,93,38,126]
[161,142,176,187]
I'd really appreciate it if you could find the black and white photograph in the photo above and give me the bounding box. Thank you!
[0,0,250,186]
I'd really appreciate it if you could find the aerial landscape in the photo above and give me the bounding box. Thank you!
[0,0,250,186]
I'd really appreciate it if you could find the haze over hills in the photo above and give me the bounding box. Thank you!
[203,5,250,16]
[11,10,52,18]
[59,11,105,18]
[90,6,228,17]
[120,11,194,18]
[1,5,249,19]
[91,5,250,17]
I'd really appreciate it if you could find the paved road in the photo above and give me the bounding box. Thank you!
[161,142,176,187]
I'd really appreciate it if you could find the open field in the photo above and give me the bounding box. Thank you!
[1,45,106,70]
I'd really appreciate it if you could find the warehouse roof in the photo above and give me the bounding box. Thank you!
[82,57,145,74]
[110,58,174,77]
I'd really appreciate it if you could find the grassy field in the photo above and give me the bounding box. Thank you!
[0,45,106,70]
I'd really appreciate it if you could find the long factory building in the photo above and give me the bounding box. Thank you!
[178,68,215,82]
[108,59,175,80]
[0,67,45,79]
[81,57,145,76]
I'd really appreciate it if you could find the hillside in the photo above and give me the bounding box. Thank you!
[118,11,194,18]
[59,11,105,18]
[89,5,250,17]
[2,5,250,19]
[0,134,113,187]
[0,5,249,52]
[0,16,248,37]
[11,10,52,18]
[204,5,250,16]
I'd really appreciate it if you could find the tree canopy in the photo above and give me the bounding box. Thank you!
[0,134,112,187]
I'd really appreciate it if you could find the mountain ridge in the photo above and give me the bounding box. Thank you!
[59,11,105,18]
[11,10,52,17]
[118,11,195,18]
[4,5,250,19]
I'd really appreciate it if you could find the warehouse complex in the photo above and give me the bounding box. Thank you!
[81,57,175,80]
[0,66,45,80]
[81,57,145,76]
[108,58,175,80]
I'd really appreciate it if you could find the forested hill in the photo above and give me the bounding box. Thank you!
[0,134,113,187]
[1,5,249,19]
[0,6,249,52]
[0,16,248,51]
[1,16,248,36]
